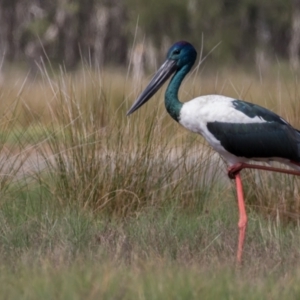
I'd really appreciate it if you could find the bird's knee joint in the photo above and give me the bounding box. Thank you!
[228,171,236,180]
[227,163,245,179]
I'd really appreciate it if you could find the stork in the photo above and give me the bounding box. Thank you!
[127,41,300,263]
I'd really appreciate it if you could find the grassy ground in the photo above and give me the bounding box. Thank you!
[1,64,300,298]
[1,189,300,299]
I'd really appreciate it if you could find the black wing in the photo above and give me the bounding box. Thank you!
[207,121,300,161]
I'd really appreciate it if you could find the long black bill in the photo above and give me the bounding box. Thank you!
[127,59,177,115]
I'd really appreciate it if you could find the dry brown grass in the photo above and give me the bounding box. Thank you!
[3,64,300,131]
[1,64,300,219]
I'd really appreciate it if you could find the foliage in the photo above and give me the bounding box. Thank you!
[0,0,298,70]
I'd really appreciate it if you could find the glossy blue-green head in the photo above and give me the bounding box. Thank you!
[167,41,197,70]
[127,41,197,116]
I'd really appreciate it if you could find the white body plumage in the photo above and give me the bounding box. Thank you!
[179,95,298,169]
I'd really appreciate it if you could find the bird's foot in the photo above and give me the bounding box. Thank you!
[227,163,245,179]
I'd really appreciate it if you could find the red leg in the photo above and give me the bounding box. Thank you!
[227,162,300,264]
[235,173,247,264]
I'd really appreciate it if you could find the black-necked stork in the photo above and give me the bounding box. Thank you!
[127,41,300,263]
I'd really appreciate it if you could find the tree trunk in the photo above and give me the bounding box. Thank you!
[0,0,17,62]
[289,0,300,70]
[92,4,109,68]
[255,8,271,73]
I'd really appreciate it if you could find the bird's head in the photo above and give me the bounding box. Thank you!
[127,41,197,115]
[167,41,197,70]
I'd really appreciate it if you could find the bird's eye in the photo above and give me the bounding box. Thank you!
[173,49,180,55]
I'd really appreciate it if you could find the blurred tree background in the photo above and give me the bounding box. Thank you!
[0,0,299,74]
